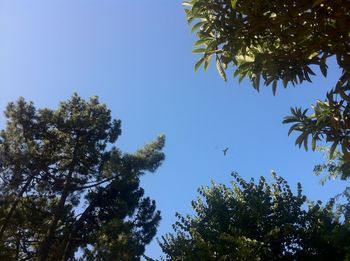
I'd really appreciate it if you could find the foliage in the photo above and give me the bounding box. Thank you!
[160,172,350,260]
[0,94,165,261]
[313,146,350,182]
[183,0,350,165]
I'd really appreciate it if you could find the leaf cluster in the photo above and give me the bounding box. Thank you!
[283,79,350,167]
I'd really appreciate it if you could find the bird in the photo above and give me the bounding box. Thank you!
[222,147,229,156]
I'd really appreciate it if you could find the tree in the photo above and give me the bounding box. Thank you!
[160,172,350,260]
[0,94,165,260]
[183,0,350,167]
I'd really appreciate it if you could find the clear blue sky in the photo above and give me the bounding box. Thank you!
[0,1,347,259]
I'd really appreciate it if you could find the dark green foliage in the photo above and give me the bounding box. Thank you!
[0,94,165,260]
[160,172,350,260]
[183,0,350,166]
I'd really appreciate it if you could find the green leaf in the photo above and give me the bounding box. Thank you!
[330,141,338,159]
[194,57,205,71]
[187,16,194,25]
[288,123,302,135]
[320,55,328,77]
[303,135,309,151]
[233,69,241,77]
[191,21,204,33]
[282,77,288,88]
[216,57,227,81]
[192,48,206,53]
[295,132,307,147]
[272,80,277,95]
[253,73,261,91]
[193,38,210,47]
[191,2,202,16]
[304,72,312,82]
[297,70,304,84]
[204,55,212,71]
[265,77,274,86]
[308,52,319,60]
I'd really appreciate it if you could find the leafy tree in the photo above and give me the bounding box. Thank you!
[183,0,350,166]
[160,172,350,260]
[0,94,165,261]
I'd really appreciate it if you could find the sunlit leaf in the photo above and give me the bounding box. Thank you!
[312,0,326,7]
[191,21,204,33]
[216,56,227,81]
[231,0,238,9]
[182,2,192,7]
[192,48,206,53]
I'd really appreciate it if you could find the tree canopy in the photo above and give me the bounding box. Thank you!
[183,0,350,169]
[160,172,350,260]
[0,94,165,260]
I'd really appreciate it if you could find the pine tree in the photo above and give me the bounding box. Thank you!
[0,94,165,260]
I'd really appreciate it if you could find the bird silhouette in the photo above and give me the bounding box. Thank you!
[222,147,229,156]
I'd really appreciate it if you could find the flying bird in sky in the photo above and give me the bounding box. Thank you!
[222,147,229,156]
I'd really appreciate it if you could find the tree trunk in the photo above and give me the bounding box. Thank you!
[38,185,70,261]
[61,180,117,260]
[39,141,79,261]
